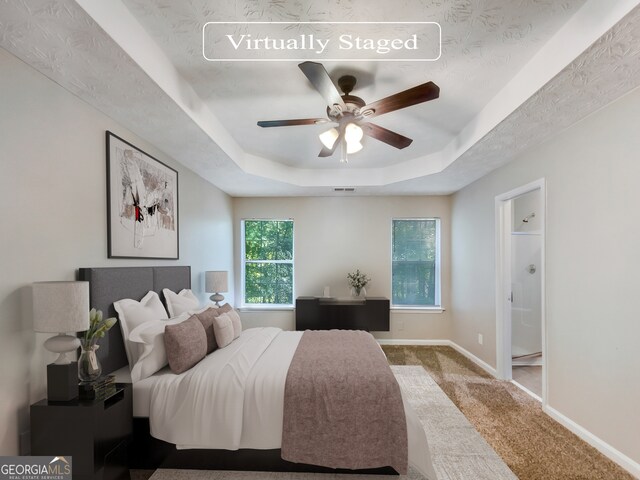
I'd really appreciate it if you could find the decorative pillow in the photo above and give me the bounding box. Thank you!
[218,303,233,314]
[164,316,207,374]
[226,309,242,339]
[114,291,169,367]
[195,307,222,354]
[163,288,200,317]
[128,313,190,382]
[212,312,235,349]
[216,304,241,338]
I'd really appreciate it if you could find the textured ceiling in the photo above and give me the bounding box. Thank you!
[1,0,639,196]
[122,0,585,169]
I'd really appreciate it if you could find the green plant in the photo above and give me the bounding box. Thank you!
[81,308,118,347]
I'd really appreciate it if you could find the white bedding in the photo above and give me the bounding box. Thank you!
[145,327,436,479]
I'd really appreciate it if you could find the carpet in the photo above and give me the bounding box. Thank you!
[382,346,635,480]
[145,365,516,480]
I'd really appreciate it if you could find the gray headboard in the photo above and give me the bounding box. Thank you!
[77,266,191,374]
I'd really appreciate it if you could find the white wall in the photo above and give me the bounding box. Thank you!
[513,189,541,233]
[0,48,234,455]
[233,196,451,340]
[451,86,640,464]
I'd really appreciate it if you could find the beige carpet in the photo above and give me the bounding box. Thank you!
[142,365,515,480]
[382,346,635,480]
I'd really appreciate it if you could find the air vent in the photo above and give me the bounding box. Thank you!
[333,187,356,192]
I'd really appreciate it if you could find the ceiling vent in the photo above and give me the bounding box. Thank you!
[334,187,355,192]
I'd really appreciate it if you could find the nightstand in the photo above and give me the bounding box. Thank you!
[30,383,132,480]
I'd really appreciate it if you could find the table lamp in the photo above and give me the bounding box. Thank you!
[205,271,228,307]
[33,281,89,401]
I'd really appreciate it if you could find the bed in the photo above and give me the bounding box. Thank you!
[78,266,436,478]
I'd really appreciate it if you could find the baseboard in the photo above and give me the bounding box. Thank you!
[376,339,498,378]
[512,359,543,366]
[376,339,449,346]
[543,404,640,479]
[447,341,498,377]
[510,379,542,402]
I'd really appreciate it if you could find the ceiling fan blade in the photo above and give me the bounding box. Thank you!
[318,131,344,157]
[362,122,413,149]
[361,81,439,119]
[299,62,347,111]
[257,118,328,128]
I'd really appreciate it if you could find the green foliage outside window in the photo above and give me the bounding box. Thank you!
[243,220,294,305]
[392,219,439,306]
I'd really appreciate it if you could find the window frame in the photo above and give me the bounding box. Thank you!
[390,217,442,309]
[240,218,295,308]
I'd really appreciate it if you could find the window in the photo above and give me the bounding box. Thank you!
[242,219,294,306]
[392,218,440,307]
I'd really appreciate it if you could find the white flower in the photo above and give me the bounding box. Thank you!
[347,269,371,289]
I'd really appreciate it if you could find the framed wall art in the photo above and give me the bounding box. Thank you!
[106,131,179,259]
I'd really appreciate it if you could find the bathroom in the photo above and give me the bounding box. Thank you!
[511,189,542,397]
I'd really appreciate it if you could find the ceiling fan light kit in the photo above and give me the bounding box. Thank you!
[258,61,439,163]
[344,123,364,143]
[319,128,339,149]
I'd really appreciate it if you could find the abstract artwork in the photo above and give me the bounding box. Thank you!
[106,131,178,259]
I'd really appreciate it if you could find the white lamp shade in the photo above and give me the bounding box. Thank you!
[319,128,339,149]
[33,281,90,333]
[205,271,228,293]
[346,141,363,154]
[344,123,363,143]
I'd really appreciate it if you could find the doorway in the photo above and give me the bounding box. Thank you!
[495,179,546,402]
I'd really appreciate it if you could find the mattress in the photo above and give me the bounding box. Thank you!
[112,364,168,418]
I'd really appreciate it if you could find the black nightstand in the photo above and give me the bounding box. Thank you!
[30,383,132,480]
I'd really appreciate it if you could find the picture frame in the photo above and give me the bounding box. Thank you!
[106,131,179,259]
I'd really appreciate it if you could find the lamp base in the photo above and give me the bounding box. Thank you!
[47,362,78,401]
[210,293,224,307]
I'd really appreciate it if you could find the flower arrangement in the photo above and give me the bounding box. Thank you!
[81,308,118,348]
[78,309,118,382]
[347,269,371,296]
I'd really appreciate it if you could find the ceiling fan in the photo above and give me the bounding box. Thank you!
[257,61,440,162]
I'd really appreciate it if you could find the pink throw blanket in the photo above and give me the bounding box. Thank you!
[281,330,408,473]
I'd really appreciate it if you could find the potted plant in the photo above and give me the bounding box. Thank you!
[347,269,371,298]
[78,309,117,382]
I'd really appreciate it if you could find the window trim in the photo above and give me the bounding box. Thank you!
[240,218,295,308]
[390,217,442,308]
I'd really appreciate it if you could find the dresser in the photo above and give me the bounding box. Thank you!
[295,297,390,331]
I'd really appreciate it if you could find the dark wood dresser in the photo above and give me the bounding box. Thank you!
[295,297,390,331]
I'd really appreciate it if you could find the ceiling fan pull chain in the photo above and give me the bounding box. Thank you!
[340,140,348,164]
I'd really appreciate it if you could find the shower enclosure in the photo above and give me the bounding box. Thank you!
[511,191,542,366]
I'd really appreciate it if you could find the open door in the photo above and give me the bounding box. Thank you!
[495,179,546,402]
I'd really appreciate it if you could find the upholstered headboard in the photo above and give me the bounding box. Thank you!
[77,266,191,374]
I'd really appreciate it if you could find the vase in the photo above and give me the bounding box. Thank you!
[78,341,102,382]
[351,286,367,298]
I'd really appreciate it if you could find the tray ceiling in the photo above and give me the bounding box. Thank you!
[1,0,639,195]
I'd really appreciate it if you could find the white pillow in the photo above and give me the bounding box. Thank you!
[114,291,169,367]
[128,312,190,382]
[226,308,242,339]
[163,288,200,317]
[212,313,235,348]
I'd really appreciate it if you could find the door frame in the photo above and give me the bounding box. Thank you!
[495,178,547,403]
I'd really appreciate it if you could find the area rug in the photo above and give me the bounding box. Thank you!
[146,365,516,480]
[383,346,635,480]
